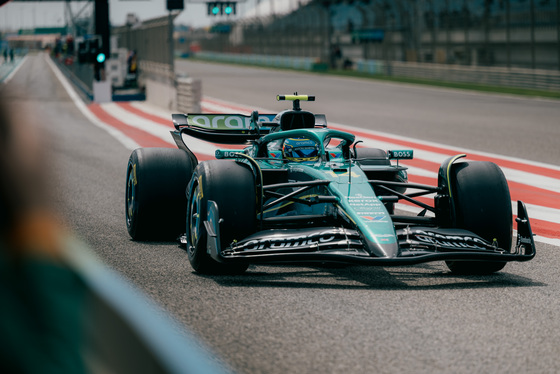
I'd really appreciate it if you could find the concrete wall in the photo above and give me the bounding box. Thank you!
[140,61,176,110]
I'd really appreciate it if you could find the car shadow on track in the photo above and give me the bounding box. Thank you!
[198,263,545,291]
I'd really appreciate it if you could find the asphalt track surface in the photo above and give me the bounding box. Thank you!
[4,53,560,374]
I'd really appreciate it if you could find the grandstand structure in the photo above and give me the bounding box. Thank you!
[190,0,560,71]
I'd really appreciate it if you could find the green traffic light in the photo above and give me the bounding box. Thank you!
[224,6,232,14]
[212,6,220,15]
[96,53,106,63]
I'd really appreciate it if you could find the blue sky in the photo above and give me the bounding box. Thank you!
[0,0,306,31]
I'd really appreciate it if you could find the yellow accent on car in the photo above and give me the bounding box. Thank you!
[277,95,311,101]
[446,154,467,198]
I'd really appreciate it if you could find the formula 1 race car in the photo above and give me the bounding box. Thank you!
[125,94,535,275]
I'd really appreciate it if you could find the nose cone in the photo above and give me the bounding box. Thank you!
[364,238,400,258]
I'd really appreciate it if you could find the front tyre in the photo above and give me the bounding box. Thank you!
[187,160,256,274]
[126,148,194,240]
[445,161,512,274]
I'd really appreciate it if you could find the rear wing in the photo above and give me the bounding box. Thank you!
[172,112,328,145]
[172,113,276,145]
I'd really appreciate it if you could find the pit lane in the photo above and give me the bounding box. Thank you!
[5,53,560,374]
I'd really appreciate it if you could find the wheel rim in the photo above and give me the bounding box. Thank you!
[126,167,136,227]
[188,182,202,253]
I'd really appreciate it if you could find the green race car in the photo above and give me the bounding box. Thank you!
[125,94,535,275]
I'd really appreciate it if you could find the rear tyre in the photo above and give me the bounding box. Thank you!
[445,161,512,274]
[186,160,255,274]
[125,148,194,241]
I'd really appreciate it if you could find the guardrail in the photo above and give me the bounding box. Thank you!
[383,61,560,92]
[194,52,560,92]
[195,52,318,71]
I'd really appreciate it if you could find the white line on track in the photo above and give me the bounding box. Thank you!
[2,55,28,83]
[343,136,560,193]
[101,103,175,144]
[129,101,173,120]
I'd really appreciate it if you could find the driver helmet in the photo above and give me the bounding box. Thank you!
[282,137,320,162]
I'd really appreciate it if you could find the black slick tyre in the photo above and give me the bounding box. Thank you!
[125,147,194,240]
[186,160,256,275]
[445,161,512,274]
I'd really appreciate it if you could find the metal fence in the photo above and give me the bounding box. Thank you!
[112,13,179,86]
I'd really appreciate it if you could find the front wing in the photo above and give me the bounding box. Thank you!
[197,200,535,266]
